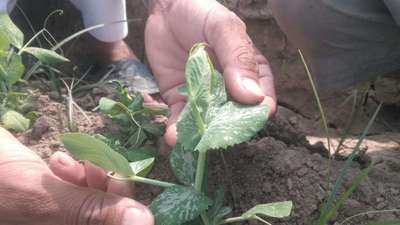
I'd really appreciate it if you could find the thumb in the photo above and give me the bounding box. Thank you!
[204,5,265,104]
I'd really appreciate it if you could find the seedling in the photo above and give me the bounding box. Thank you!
[62,43,293,225]
[0,13,69,131]
[98,81,167,149]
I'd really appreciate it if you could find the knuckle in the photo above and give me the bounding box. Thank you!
[73,194,120,225]
[232,45,257,72]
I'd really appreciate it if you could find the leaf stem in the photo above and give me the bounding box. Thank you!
[107,173,176,188]
[201,212,211,225]
[194,150,207,191]
[219,216,245,224]
[132,176,176,188]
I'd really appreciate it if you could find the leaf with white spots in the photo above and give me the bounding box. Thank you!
[150,186,211,225]
[196,101,268,152]
[175,43,269,153]
[170,143,197,186]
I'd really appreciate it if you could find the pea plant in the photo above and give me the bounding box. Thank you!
[0,13,68,131]
[61,43,292,225]
[98,80,167,149]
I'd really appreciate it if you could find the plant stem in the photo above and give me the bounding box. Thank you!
[201,212,211,225]
[132,176,176,188]
[194,150,207,191]
[194,150,208,225]
[219,217,245,224]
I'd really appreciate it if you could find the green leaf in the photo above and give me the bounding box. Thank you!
[175,43,268,152]
[61,133,133,176]
[241,201,293,219]
[130,157,154,177]
[208,188,232,225]
[142,120,165,136]
[185,43,214,116]
[196,101,268,152]
[170,143,197,186]
[0,13,24,49]
[183,217,204,225]
[150,185,211,225]
[127,93,143,111]
[176,104,202,151]
[1,110,30,132]
[0,50,25,88]
[127,148,158,162]
[24,111,41,124]
[22,47,70,64]
[126,128,147,148]
[99,97,127,116]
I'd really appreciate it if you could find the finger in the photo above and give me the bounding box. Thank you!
[164,101,186,146]
[84,161,108,191]
[255,49,277,116]
[52,179,153,225]
[204,5,265,104]
[49,151,87,186]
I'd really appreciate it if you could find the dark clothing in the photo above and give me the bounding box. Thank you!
[270,0,400,89]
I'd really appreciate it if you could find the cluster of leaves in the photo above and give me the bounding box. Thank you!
[62,43,292,225]
[98,81,167,150]
[0,13,68,131]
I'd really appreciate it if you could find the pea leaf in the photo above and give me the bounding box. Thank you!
[130,157,155,177]
[208,188,232,225]
[169,143,197,186]
[1,110,30,132]
[0,50,25,88]
[22,47,69,64]
[175,43,268,152]
[99,97,127,116]
[127,148,158,162]
[176,104,201,151]
[150,185,211,225]
[0,13,24,49]
[61,133,133,176]
[241,201,293,219]
[196,101,268,152]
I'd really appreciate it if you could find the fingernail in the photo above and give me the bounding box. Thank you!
[241,77,264,97]
[56,152,75,167]
[122,208,151,225]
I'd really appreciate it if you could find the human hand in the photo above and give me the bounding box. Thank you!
[0,127,153,225]
[145,0,276,146]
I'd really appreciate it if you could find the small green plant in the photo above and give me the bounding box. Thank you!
[61,43,293,225]
[0,13,68,131]
[98,81,167,149]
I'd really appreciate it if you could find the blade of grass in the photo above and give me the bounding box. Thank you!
[339,209,400,225]
[320,161,375,224]
[298,50,334,222]
[298,50,331,153]
[318,103,382,224]
[334,90,360,156]
[24,18,140,80]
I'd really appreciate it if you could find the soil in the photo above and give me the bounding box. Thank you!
[9,0,400,224]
